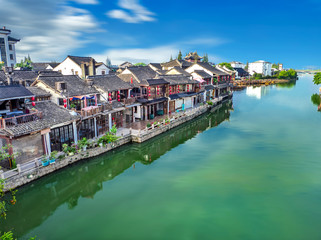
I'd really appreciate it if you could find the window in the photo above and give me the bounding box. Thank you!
[58,98,64,105]
[102,71,106,75]
[9,44,13,51]
[10,54,14,60]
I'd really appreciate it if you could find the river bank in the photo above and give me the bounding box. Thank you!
[2,96,232,192]
[232,79,295,90]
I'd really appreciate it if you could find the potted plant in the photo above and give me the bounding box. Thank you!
[70,103,76,111]
[41,156,50,166]
[147,123,151,128]
[78,137,88,151]
[49,151,58,164]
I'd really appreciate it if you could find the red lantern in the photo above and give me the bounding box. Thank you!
[31,96,35,101]
[109,97,112,101]
[63,99,67,103]
[32,102,36,107]
[112,117,115,120]
[148,94,151,97]
[131,95,134,97]
[109,93,111,96]
[64,104,67,108]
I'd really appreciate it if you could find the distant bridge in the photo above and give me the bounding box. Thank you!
[295,69,321,74]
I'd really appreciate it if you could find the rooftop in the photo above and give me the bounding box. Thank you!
[89,75,132,92]
[0,85,34,101]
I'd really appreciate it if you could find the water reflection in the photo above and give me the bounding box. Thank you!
[276,80,297,89]
[246,86,270,99]
[0,101,233,237]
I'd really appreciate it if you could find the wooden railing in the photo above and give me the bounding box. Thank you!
[0,111,43,129]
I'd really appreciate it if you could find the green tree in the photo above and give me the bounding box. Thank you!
[278,69,297,80]
[244,61,249,71]
[15,55,33,70]
[311,93,321,106]
[313,72,321,85]
[170,55,173,61]
[272,63,279,69]
[134,63,146,66]
[0,61,4,69]
[177,50,182,60]
[202,53,209,63]
[218,62,234,71]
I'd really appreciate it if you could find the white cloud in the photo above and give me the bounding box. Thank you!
[92,45,177,65]
[107,0,156,23]
[91,44,222,65]
[0,1,101,62]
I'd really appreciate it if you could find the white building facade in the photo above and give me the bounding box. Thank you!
[0,27,19,67]
[248,60,272,76]
[230,61,245,69]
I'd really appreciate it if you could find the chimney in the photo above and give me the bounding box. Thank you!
[81,63,86,79]
[89,58,96,76]
[2,66,13,85]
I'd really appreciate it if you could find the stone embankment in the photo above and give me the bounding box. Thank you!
[232,79,292,89]
[2,95,232,192]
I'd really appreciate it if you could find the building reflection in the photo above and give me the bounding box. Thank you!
[1,101,233,237]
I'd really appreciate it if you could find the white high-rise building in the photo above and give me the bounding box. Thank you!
[0,27,20,67]
[248,60,272,76]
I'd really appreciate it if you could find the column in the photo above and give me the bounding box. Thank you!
[94,117,97,137]
[73,121,78,144]
[108,113,112,130]
[45,132,51,155]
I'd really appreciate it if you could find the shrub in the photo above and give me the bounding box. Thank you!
[207,101,213,105]
[147,123,151,128]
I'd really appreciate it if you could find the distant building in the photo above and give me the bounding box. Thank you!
[248,60,272,76]
[184,52,202,63]
[0,26,20,67]
[279,64,283,71]
[31,62,60,72]
[53,56,109,79]
[230,61,245,69]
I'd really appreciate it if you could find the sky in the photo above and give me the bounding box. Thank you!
[0,0,320,69]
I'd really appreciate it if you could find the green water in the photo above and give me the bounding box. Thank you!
[1,75,321,240]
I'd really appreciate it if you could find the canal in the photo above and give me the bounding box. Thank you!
[1,75,321,240]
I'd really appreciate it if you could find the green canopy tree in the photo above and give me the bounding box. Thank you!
[218,62,234,71]
[134,63,146,66]
[313,72,321,85]
[202,53,209,63]
[177,50,182,60]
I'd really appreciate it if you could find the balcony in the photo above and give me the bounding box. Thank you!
[0,111,43,129]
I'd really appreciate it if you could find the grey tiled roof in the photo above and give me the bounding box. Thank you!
[147,78,169,86]
[193,70,212,79]
[68,56,94,66]
[26,87,51,97]
[193,62,227,76]
[2,101,79,137]
[0,85,34,101]
[120,66,157,86]
[0,70,38,85]
[31,62,60,71]
[159,75,198,85]
[8,36,20,42]
[149,63,162,70]
[35,72,98,97]
[89,75,132,92]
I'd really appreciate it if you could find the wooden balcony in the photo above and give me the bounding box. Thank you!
[0,111,43,129]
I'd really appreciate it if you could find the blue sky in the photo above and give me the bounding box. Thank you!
[0,0,320,69]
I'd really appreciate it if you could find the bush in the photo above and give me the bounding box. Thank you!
[207,101,213,105]
[147,123,151,128]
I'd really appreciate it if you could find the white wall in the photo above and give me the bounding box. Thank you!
[54,58,82,77]
[96,64,109,75]
[249,61,272,76]
[231,62,245,69]
[186,64,213,77]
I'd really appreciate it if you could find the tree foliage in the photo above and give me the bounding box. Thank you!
[15,55,32,69]
[244,61,249,71]
[106,57,112,68]
[311,93,321,106]
[272,63,279,69]
[177,50,182,60]
[278,69,297,80]
[313,72,321,85]
[134,63,146,66]
[218,62,234,71]
[202,53,209,63]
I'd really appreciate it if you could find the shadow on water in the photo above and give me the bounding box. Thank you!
[276,80,297,88]
[0,101,233,237]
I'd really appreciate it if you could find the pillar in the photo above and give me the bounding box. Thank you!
[73,121,78,144]
[108,113,112,130]
[94,117,97,137]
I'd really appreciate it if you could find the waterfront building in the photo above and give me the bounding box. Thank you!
[248,60,272,76]
[0,27,19,67]
[185,62,231,99]
[230,61,246,69]
[215,65,236,80]
[234,67,250,79]
[53,56,110,79]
